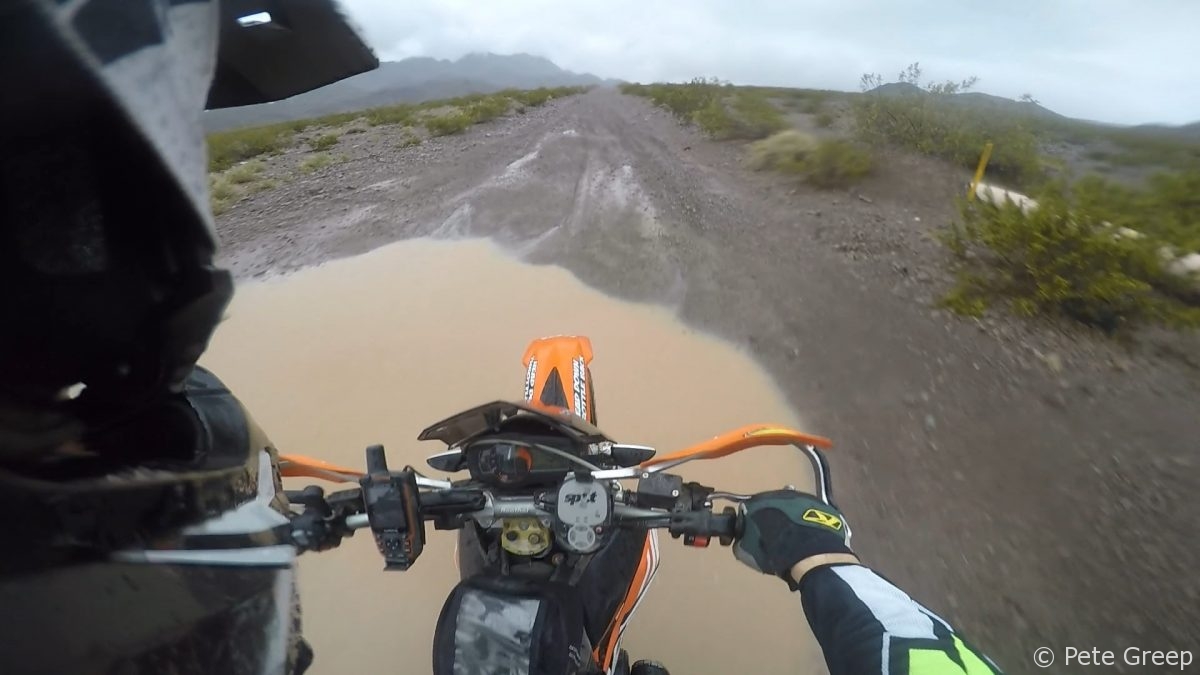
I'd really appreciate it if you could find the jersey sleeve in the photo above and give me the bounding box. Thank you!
[798,564,1003,675]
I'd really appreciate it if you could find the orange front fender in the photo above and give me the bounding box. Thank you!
[522,335,597,423]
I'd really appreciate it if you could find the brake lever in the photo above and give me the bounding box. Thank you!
[706,491,753,504]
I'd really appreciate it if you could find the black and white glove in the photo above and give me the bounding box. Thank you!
[733,489,858,590]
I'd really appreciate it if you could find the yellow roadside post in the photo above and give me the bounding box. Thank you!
[967,141,994,201]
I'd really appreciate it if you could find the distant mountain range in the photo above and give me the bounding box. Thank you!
[869,82,1200,137]
[204,52,615,131]
[870,82,1065,120]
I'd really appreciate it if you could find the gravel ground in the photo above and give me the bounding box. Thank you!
[216,88,1200,675]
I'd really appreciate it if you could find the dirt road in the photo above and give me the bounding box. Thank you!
[217,88,1200,674]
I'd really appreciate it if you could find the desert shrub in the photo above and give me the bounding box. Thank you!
[815,111,835,128]
[511,88,553,107]
[209,175,238,215]
[747,132,872,188]
[208,121,308,172]
[224,159,264,184]
[208,165,275,214]
[502,86,583,108]
[365,104,415,127]
[1070,171,1200,252]
[747,130,818,173]
[854,64,1042,189]
[622,80,785,140]
[726,91,787,139]
[310,133,340,151]
[1107,132,1200,170]
[622,78,724,120]
[424,111,473,137]
[855,93,1041,188]
[312,111,362,127]
[466,95,511,124]
[803,139,874,188]
[692,98,737,138]
[299,153,333,174]
[1141,171,1200,251]
[206,87,583,171]
[398,130,422,148]
[940,185,1200,332]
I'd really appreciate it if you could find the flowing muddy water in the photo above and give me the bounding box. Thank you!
[201,237,827,675]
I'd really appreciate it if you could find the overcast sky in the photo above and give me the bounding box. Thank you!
[340,0,1198,125]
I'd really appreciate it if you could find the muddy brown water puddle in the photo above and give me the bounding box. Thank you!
[202,238,826,674]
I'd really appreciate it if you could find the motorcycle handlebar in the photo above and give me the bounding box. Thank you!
[340,498,742,541]
[290,482,745,560]
[290,441,837,559]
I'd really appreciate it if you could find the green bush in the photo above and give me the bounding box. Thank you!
[1141,171,1200,251]
[803,139,874,188]
[501,86,584,108]
[940,186,1200,332]
[207,121,308,172]
[510,89,553,107]
[1107,131,1200,169]
[1072,171,1200,252]
[622,78,724,120]
[622,81,785,140]
[299,153,333,174]
[727,92,787,139]
[692,98,737,138]
[224,159,264,184]
[466,96,511,124]
[747,132,873,188]
[855,91,1042,188]
[209,174,238,215]
[310,133,340,151]
[365,104,415,127]
[815,111,835,128]
[312,111,363,127]
[248,178,277,194]
[746,130,818,173]
[853,65,1042,188]
[424,111,473,137]
[206,86,584,172]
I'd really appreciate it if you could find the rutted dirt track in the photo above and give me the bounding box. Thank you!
[218,89,1200,674]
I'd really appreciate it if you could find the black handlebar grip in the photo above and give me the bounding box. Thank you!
[285,485,332,517]
[717,506,742,546]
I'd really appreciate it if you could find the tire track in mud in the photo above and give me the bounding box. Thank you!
[217,88,1200,675]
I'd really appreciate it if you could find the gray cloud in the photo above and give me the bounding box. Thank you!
[341,0,1200,125]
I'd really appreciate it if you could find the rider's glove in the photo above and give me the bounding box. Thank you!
[733,489,858,590]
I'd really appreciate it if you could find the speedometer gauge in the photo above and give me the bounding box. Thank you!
[495,444,532,483]
[476,446,499,475]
